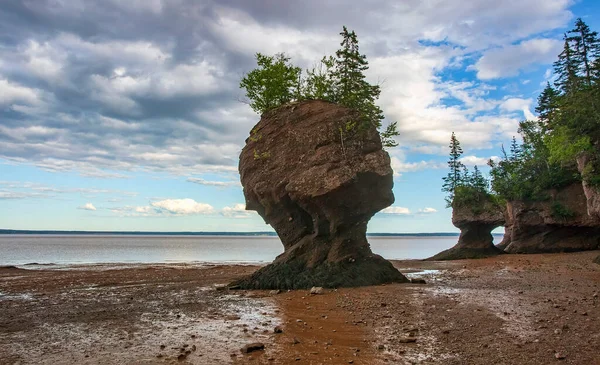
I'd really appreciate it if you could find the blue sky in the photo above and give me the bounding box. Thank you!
[0,0,599,232]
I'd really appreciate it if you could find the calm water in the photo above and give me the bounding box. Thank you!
[0,235,496,266]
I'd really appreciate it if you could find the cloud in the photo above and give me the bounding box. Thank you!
[418,207,437,214]
[78,202,97,211]
[187,177,241,187]
[459,155,500,166]
[150,198,214,215]
[221,203,258,218]
[381,206,411,215]
[0,0,574,178]
[472,38,563,80]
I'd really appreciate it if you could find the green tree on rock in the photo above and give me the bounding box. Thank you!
[442,132,465,207]
[240,53,302,114]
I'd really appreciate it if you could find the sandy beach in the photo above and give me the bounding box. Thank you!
[1,251,599,365]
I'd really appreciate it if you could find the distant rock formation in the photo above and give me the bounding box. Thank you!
[231,100,408,289]
[502,183,600,253]
[429,195,505,260]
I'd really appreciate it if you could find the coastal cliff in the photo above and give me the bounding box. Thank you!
[502,183,600,253]
[232,100,408,289]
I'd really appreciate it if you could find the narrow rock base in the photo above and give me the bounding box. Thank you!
[230,255,408,290]
[427,246,504,261]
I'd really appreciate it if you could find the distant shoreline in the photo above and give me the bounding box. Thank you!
[0,229,503,237]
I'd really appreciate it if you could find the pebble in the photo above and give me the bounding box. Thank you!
[274,326,283,333]
[310,287,324,295]
[555,352,566,360]
[241,343,265,354]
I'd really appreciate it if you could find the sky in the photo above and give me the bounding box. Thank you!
[0,0,599,233]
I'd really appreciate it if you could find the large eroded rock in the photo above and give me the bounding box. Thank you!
[503,183,600,253]
[231,100,408,289]
[429,195,505,260]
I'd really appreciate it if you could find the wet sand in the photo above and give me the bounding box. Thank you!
[1,251,599,364]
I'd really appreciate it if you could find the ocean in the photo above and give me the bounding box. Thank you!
[0,234,501,267]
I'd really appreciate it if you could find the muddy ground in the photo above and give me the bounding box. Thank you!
[1,251,599,364]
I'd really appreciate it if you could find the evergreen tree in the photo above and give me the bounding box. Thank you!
[535,82,560,130]
[442,132,465,207]
[554,36,581,94]
[567,18,600,87]
[470,165,488,192]
[240,53,302,114]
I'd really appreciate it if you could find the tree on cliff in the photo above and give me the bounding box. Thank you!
[239,53,302,114]
[239,27,399,148]
[488,18,600,199]
[442,132,465,206]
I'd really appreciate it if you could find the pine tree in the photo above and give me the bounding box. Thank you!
[332,26,398,146]
[535,82,560,130]
[442,132,465,207]
[554,36,581,94]
[470,165,488,192]
[567,18,600,87]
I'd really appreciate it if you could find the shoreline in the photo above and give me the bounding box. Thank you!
[1,251,599,364]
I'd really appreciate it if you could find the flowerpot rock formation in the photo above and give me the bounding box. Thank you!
[231,100,408,289]
[429,197,505,260]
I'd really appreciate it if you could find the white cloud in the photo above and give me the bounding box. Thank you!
[472,38,563,80]
[150,198,214,215]
[459,155,500,166]
[0,79,41,106]
[500,97,537,120]
[222,203,257,218]
[78,202,97,211]
[187,177,240,187]
[381,206,411,215]
[418,207,438,214]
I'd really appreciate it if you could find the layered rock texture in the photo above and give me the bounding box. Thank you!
[232,100,408,289]
[430,196,505,260]
[577,154,600,220]
[501,183,600,253]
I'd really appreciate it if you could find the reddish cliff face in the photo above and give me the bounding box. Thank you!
[430,196,505,260]
[232,100,407,289]
[502,183,600,253]
[577,154,600,220]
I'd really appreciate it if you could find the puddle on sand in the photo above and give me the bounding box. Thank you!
[1,288,281,365]
[0,292,35,301]
[403,269,441,279]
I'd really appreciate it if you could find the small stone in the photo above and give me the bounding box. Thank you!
[177,353,187,361]
[377,344,385,350]
[241,343,265,354]
[310,287,324,295]
[225,315,241,321]
[292,337,300,345]
[398,337,417,343]
[555,352,566,360]
[410,278,426,284]
[274,326,283,333]
[270,289,281,295]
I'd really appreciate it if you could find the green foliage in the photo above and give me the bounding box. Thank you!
[253,149,271,160]
[441,132,466,207]
[551,201,576,220]
[239,53,302,114]
[239,26,400,148]
[440,133,500,213]
[304,56,337,100]
[487,19,600,202]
